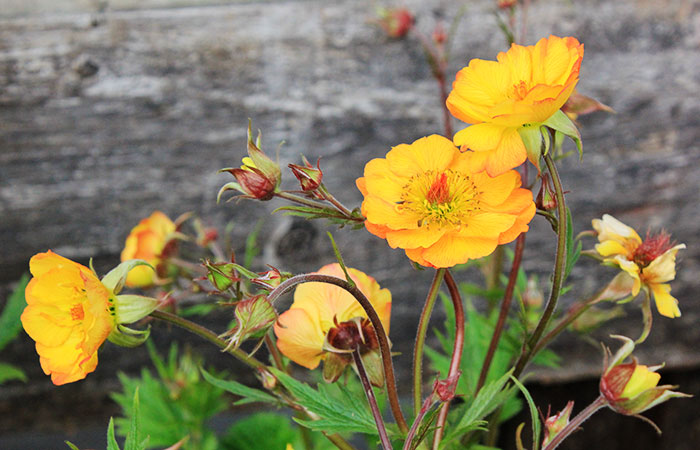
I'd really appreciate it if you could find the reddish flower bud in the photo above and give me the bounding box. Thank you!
[289,156,323,193]
[251,266,291,290]
[434,372,461,402]
[535,173,557,211]
[376,7,414,39]
[497,0,518,9]
[432,23,447,45]
[542,401,574,447]
[562,90,614,121]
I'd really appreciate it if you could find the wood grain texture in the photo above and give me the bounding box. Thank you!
[0,0,699,440]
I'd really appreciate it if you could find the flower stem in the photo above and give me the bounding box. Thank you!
[353,348,393,450]
[413,268,447,416]
[476,233,526,393]
[431,270,464,449]
[267,273,409,433]
[149,309,265,370]
[265,331,286,372]
[513,153,567,379]
[318,185,356,218]
[543,396,606,450]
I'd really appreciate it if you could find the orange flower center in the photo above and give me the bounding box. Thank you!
[397,170,480,229]
[70,303,85,321]
[511,80,530,101]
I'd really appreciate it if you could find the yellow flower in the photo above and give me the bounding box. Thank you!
[121,211,176,287]
[21,251,116,385]
[592,214,685,318]
[356,135,535,268]
[273,264,391,370]
[447,35,584,176]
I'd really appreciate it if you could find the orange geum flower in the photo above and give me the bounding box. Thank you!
[356,135,535,268]
[273,264,391,378]
[447,35,584,176]
[592,214,685,318]
[121,211,176,288]
[21,251,158,385]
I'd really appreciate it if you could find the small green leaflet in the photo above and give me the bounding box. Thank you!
[510,376,541,450]
[269,367,379,435]
[200,368,278,405]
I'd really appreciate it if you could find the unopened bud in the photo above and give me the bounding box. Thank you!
[376,7,414,39]
[204,260,238,291]
[220,295,277,351]
[536,173,557,211]
[497,0,518,9]
[289,156,323,193]
[542,401,574,447]
[252,266,292,290]
[257,367,277,390]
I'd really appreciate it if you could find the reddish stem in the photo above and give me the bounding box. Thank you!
[431,270,464,448]
[475,233,526,393]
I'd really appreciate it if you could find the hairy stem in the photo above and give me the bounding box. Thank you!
[431,270,465,449]
[543,396,606,450]
[267,273,408,432]
[150,309,264,370]
[353,349,393,450]
[476,233,526,393]
[413,268,447,416]
[265,331,286,372]
[513,153,567,378]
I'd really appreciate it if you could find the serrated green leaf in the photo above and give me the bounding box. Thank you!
[221,412,309,450]
[0,362,27,384]
[200,368,277,405]
[510,376,541,450]
[0,274,29,351]
[124,388,142,450]
[442,370,514,445]
[270,367,378,435]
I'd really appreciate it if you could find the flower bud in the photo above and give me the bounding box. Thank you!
[256,367,277,390]
[252,266,292,290]
[218,121,281,202]
[497,0,518,9]
[432,23,447,45]
[535,173,557,211]
[434,372,461,402]
[376,7,414,39]
[221,295,277,351]
[289,156,323,193]
[542,401,574,447]
[599,336,690,416]
[204,260,238,292]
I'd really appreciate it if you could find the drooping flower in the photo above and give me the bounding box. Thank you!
[273,264,391,382]
[356,134,535,268]
[21,251,116,385]
[592,214,685,318]
[599,336,690,416]
[22,251,159,385]
[121,211,176,288]
[447,35,584,176]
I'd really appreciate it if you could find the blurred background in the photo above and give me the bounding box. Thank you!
[1,0,699,448]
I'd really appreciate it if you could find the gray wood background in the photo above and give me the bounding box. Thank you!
[1,0,698,446]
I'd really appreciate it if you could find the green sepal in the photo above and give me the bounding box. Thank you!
[217,181,244,203]
[517,125,544,173]
[114,295,160,324]
[230,263,259,280]
[543,110,583,158]
[357,350,384,388]
[323,352,349,384]
[108,324,151,348]
[102,260,153,295]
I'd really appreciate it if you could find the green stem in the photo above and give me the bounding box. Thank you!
[265,331,286,372]
[543,396,606,450]
[267,273,409,433]
[512,153,567,379]
[476,233,526,393]
[353,348,393,450]
[413,268,447,416]
[149,309,264,370]
[431,270,464,449]
[318,184,356,218]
